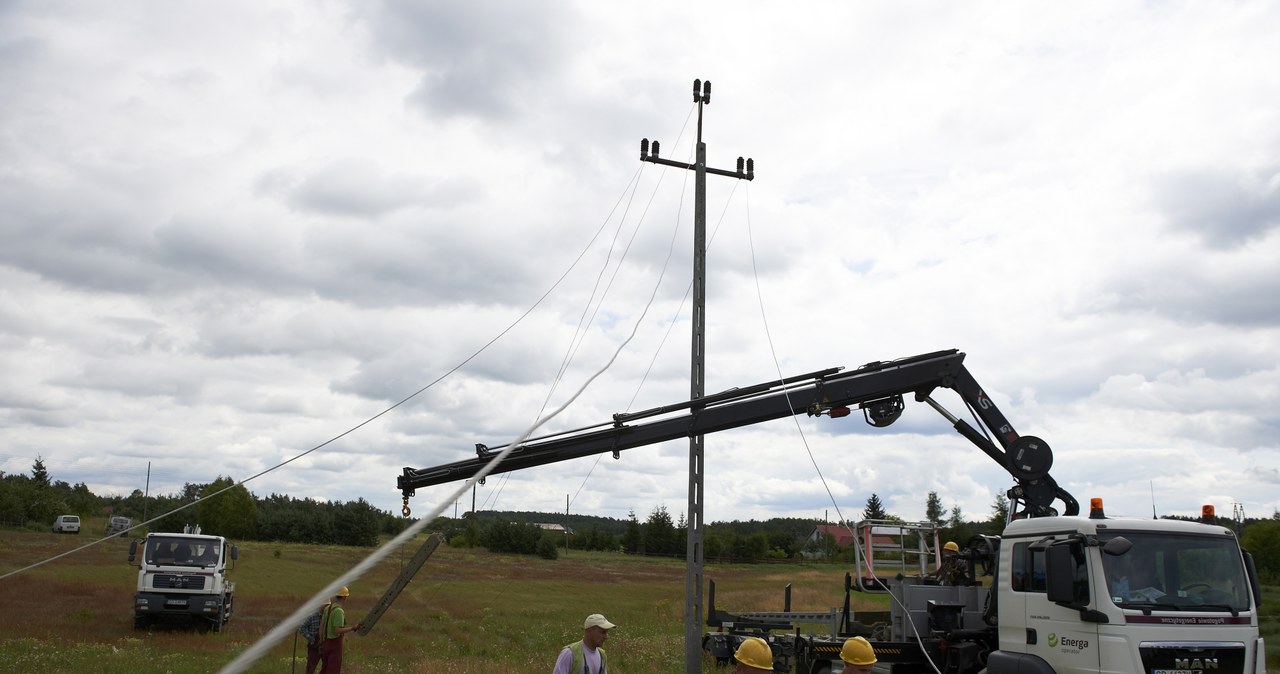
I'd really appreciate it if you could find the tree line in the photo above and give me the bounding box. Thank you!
[4,458,1278,580]
[0,457,404,546]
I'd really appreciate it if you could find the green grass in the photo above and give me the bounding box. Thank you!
[1260,583,1280,672]
[1,526,1277,673]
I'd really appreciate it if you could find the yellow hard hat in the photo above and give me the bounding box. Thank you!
[841,636,877,665]
[336,586,350,597]
[943,541,960,552]
[733,636,774,670]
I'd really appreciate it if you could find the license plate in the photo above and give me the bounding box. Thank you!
[1154,670,1201,674]
[165,599,187,606]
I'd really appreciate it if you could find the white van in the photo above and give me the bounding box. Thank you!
[105,516,132,537]
[52,515,81,534]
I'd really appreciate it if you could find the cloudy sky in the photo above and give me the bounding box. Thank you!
[3,1,1279,528]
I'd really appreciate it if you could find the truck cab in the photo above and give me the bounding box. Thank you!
[129,527,238,631]
[995,509,1265,674]
[105,516,132,537]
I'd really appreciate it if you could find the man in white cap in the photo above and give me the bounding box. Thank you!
[553,613,616,674]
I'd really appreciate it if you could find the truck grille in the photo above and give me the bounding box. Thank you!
[1139,643,1246,674]
[152,574,208,590]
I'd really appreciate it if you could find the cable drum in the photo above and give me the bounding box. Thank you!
[1006,435,1052,481]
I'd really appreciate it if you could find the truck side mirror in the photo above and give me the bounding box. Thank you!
[1046,542,1109,624]
[128,539,138,564]
[1045,544,1075,605]
[230,545,238,561]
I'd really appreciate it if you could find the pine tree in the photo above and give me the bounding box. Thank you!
[622,509,643,553]
[925,491,944,526]
[31,456,51,487]
[990,493,1010,526]
[864,493,888,521]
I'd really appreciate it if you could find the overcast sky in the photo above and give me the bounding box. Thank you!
[3,1,1279,529]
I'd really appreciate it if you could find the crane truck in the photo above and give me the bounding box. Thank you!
[705,507,1263,674]
[398,348,1265,673]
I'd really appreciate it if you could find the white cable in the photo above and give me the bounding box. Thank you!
[219,232,671,672]
[742,183,851,530]
[219,309,649,672]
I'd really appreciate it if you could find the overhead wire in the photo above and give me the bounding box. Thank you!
[221,135,698,668]
[224,120,700,671]
[741,182,852,529]
[482,163,649,512]
[567,131,747,512]
[483,104,700,513]
[565,166,692,511]
[220,289,661,673]
[741,184,947,674]
[2,157,653,582]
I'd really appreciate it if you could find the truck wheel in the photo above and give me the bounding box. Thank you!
[214,594,233,632]
[134,615,151,629]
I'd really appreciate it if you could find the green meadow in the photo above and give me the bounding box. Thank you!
[3,520,1276,673]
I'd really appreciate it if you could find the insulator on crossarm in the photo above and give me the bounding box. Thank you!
[746,158,755,179]
[641,138,649,159]
[693,79,702,102]
[736,157,744,174]
[703,80,711,104]
[651,140,660,158]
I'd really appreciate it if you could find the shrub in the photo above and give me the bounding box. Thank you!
[537,537,560,560]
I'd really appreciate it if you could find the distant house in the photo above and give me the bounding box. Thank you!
[532,522,574,535]
[806,524,855,550]
[803,524,893,559]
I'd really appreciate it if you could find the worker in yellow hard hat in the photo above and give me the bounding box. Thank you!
[840,636,877,674]
[731,636,775,673]
[928,541,966,585]
[318,586,363,674]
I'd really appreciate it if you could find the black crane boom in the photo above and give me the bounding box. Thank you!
[398,349,1078,518]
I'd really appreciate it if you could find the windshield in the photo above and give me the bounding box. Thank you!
[1101,532,1251,612]
[145,536,222,568]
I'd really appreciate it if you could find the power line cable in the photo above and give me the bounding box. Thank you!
[218,225,670,674]
[1,164,650,581]
[570,142,746,512]
[741,182,852,528]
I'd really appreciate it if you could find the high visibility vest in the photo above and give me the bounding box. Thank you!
[564,640,607,674]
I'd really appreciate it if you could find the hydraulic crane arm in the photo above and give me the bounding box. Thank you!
[398,349,1079,518]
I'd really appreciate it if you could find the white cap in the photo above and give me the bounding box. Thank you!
[584,613,616,630]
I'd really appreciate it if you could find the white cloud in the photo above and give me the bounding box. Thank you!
[3,0,1279,527]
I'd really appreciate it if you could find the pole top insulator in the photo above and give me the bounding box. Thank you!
[692,78,711,104]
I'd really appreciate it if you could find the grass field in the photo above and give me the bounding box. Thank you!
[2,523,885,673]
[2,522,1276,673]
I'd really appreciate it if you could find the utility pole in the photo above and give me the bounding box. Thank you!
[640,78,754,674]
[142,461,151,525]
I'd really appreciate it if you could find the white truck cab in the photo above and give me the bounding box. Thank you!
[105,516,132,537]
[129,526,238,631]
[994,506,1265,674]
